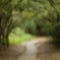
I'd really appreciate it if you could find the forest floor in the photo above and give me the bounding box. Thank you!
[0,37,60,60]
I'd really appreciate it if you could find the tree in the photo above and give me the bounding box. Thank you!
[0,0,24,49]
[47,0,60,47]
[0,0,60,49]
[0,0,12,49]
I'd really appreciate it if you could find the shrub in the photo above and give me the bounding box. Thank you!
[52,23,60,48]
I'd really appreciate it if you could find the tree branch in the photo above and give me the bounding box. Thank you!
[47,0,60,22]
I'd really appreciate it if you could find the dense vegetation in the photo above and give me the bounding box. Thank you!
[0,0,60,49]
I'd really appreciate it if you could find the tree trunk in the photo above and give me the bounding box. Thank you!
[0,19,9,50]
[0,30,9,50]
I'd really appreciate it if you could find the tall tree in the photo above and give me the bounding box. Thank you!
[0,0,24,49]
[0,0,12,49]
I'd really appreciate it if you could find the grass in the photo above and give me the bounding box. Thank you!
[9,28,34,45]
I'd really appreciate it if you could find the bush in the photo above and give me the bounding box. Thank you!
[52,23,60,47]
[21,20,37,35]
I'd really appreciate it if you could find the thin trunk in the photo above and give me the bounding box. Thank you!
[1,31,9,50]
[5,31,9,48]
[0,18,9,50]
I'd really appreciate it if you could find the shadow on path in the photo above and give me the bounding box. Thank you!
[0,37,60,60]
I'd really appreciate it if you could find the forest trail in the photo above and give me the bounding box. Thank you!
[0,37,60,60]
[17,37,54,60]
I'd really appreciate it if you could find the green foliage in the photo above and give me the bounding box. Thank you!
[9,28,34,44]
[0,0,60,47]
[13,0,60,34]
[41,22,54,35]
[21,20,36,34]
[16,0,60,46]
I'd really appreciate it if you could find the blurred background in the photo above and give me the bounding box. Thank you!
[0,0,60,50]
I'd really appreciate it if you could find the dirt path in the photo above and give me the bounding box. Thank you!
[0,37,60,60]
[18,40,39,60]
[17,37,53,60]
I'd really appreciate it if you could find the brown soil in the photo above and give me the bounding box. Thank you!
[0,37,60,60]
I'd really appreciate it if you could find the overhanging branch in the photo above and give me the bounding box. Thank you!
[47,0,60,22]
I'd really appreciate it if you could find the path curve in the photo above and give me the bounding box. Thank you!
[0,37,58,60]
[18,37,53,60]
